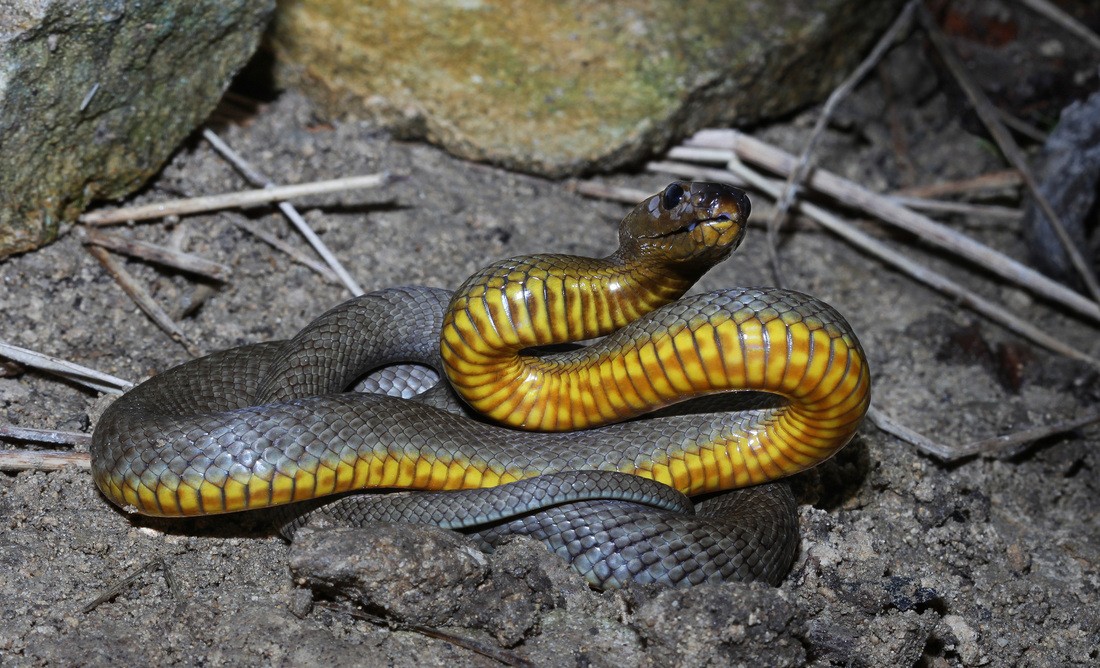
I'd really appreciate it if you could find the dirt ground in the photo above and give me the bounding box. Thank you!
[2,19,1099,667]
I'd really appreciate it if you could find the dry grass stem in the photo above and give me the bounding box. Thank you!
[0,341,132,394]
[1018,0,1100,51]
[876,406,1100,462]
[719,157,1100,367]
[895,169,1023,198]
[83,228,232,282]
[202,129,367,296]
[681,130,1100,324]
[944,411,1100,461]
[867,406,949,457]
[996,108,1048,143]
[765,0,917,285]
[318,602,534,668]
[885,196,1022,221]
[0,424,92,447]
[918,6,1100,301]
[0,449,91,472]
[87,246,204,357]
[83,559,177,614]
[79,173,393,227]
[229,214,344,285]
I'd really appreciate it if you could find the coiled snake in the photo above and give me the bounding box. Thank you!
[91,182,871,589]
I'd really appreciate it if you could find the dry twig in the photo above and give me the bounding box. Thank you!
[1018,0,1100,52]
[0,341,131,394]
[996,108,1049,143]
[886,196,1022,221]
[680,130,1100,324]
[79,173,393,228]
[87,246,204,357]
[765,0,918,285]
[895,170,1023,198]
[872,406,1100,462]
[0,449,91,472]
[867,406,948,457]
[946,410,1100,461]
[918,5,1100,301]
[0,424,91,447]
[83,228,232,282]
[83,558,178,614]
[202,129,368,296]
[228,214,344,285]
[715,157,1100,367]
[567,181,659,204]
[316,602,534,668]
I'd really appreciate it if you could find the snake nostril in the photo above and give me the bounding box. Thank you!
[735,191,751,218]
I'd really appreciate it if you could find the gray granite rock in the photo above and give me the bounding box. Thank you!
[271,0,906,177]
[0,0,274,257]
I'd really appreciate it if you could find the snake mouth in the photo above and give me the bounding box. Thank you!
[650,212,739,238]
[686,212,744,247]
[686,212,736,233]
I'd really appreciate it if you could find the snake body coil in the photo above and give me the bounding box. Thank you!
[91,182,871,588]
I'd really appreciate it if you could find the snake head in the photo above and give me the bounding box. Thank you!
[619,181,750,269]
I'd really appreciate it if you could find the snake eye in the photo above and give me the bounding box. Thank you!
[662,183,685,210]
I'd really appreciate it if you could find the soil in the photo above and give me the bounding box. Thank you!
[1,12,1098,667]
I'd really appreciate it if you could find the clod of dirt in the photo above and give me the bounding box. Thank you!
[288,525,565,646]
[633,584,806,666]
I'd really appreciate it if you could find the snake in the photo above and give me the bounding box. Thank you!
[91,181,871,589]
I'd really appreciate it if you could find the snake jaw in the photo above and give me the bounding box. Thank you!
[687,212,745,250]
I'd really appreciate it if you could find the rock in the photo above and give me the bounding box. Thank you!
[270,0,906,177]
[632,584,806,666]
[1022,90,1100,286]
[0,0,274,258]
[288,526,563,647]
[805,610,939,667]
[940,614,982,666]
[288,525,490,626]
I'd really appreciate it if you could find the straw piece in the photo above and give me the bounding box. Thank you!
[87,246,203,357]
[80,173,394,227]
[0,424,92,447]
[0,449,91,472]
[84,228,232,282]
[202,129,368,296]
[918,6,1100,301]
[682,130,1100,323]
[0,341,132,394]
[722,157,1100,367]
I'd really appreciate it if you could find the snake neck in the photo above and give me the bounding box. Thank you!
[440,249,711,430]
[439,181,753,432]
